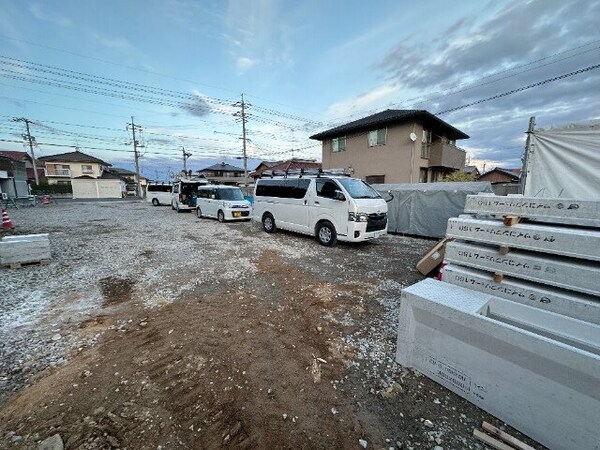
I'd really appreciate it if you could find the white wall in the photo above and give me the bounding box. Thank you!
[71,179,122,199]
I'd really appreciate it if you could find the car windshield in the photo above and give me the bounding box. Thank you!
[219,189,245,201]
[337,178,381,199]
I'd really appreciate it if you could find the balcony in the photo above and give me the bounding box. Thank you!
[428,141,466,170]
[45,168,71,177]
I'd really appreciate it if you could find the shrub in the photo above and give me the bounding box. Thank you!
[30,183,73,194]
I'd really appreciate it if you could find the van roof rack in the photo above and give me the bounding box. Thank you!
[259,168,352,179]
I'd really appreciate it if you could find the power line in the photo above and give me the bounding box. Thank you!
[436,62,600,115]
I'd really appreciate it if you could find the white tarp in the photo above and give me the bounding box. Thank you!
[524,123,600,199]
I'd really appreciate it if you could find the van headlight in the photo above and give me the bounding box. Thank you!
[348,212,368,222]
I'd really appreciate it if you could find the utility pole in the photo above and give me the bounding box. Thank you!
[13,117,40,185]
[126,116,143,197]
[234,94,249,188]
[520,116,536,195]
[182,147,192,173]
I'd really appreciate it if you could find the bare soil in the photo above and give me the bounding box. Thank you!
[0,201,544,449]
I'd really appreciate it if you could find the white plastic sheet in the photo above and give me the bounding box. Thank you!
[524,123,600,199]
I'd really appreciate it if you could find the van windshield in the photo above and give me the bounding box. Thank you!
[337,178,381,199]
[219,189,244,201]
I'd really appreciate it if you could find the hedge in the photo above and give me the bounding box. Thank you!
[30,183,73,194]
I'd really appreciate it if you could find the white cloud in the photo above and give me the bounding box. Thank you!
[28,3,71,27]
[89,32,136,53]
[236,56,256,73]
[327,85,400,118]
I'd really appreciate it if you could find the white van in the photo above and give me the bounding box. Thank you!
[146,184,172,206]
[171,178,208,212]
[196,185,252,222]
[253,174,387,246]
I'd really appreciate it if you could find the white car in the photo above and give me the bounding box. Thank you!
[196,185,252,222]
[253,173,387,246]
[146,184,172,206]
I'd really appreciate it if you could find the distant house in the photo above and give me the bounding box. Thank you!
[250,160,281,177]
[310,109,469,184]
[464,165,481,178]
[38,150,111,187]
[198,162,248,185]
[0,155,29,198]
[109,167,149,194]
[0,150,45,183]
[250,158,321,178]
[477,168,521,184]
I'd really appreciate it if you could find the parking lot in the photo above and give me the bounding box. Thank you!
[1,201,511,449]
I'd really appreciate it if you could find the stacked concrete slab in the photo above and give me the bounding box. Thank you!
[0,233,51,267]
[397,194,600,450]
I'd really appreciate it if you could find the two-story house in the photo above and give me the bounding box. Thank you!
[310,109,469,184]
[197,162,247,185]
[38,150,111,186]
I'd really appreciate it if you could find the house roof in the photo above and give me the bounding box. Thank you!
[464,165,480,174]
[251,159,321,177]
[0,150,32,162]
[110,167,136,176]
[309,109,469,141]
[480,167,521,180]
[199,162,244,172]
[74,171,123,180]
[38,150,110,166]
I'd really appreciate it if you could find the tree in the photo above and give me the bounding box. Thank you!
[441,171,477,182]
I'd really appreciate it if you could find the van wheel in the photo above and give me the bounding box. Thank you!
[262,213,276,233]
[152,198,159,206]
[217,210,225,222]
[196,207,202,218]
[316,221,337,247]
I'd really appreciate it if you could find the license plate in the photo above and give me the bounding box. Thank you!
[233,212,241,217]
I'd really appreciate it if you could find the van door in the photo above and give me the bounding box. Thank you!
[172,183,180,206]
[310,179,349,237]
[206,188,218,217]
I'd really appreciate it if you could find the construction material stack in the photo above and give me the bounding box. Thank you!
[0,234,51,268]
[396,194,600,450]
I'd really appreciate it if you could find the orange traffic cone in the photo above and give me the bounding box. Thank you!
[2,208,14,229]
[42,195,50,205]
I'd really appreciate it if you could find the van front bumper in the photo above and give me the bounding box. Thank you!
[344,222,387,242]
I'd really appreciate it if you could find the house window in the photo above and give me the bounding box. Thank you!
[422,130,433,143]
[81,164,93,174]
[366,175,385,184]
[332,136,346,153]
[368,128,387,147]
[419,168,428,183]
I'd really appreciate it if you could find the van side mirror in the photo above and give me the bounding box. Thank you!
[334,190,346,201]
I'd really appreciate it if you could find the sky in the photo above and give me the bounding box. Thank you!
[1,0,599,180]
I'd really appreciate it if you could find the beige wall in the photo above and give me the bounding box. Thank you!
[71,179,123,199]
[321,122,431,184]
[45,161,107,179]
[321,122,465,184]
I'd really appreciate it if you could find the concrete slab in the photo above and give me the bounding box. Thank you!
[446,216,600,261]
[444,241,600,296]
[0,233,51,265]
[397,279,600,450]
[441,263,600,324]
[464,194,600,228]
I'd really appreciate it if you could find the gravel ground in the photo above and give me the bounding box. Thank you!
[0,201,544,449]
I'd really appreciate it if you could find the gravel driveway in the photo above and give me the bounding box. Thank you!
[0,201,542,449]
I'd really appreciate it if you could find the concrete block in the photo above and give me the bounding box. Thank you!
[446,216,600,261]
[464,194,600,228]
[0,233,51,265]
[445,241,600,296]
[397,279,600,450]
[441,263,600,324]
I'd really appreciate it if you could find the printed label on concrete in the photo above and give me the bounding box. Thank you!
[441,263,600,324]
[464,194,600,228]
[446,216,600,261]
[445,241,600,296]
[397,279,600,450]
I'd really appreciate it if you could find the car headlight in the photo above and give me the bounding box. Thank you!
[349,212,369,222]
